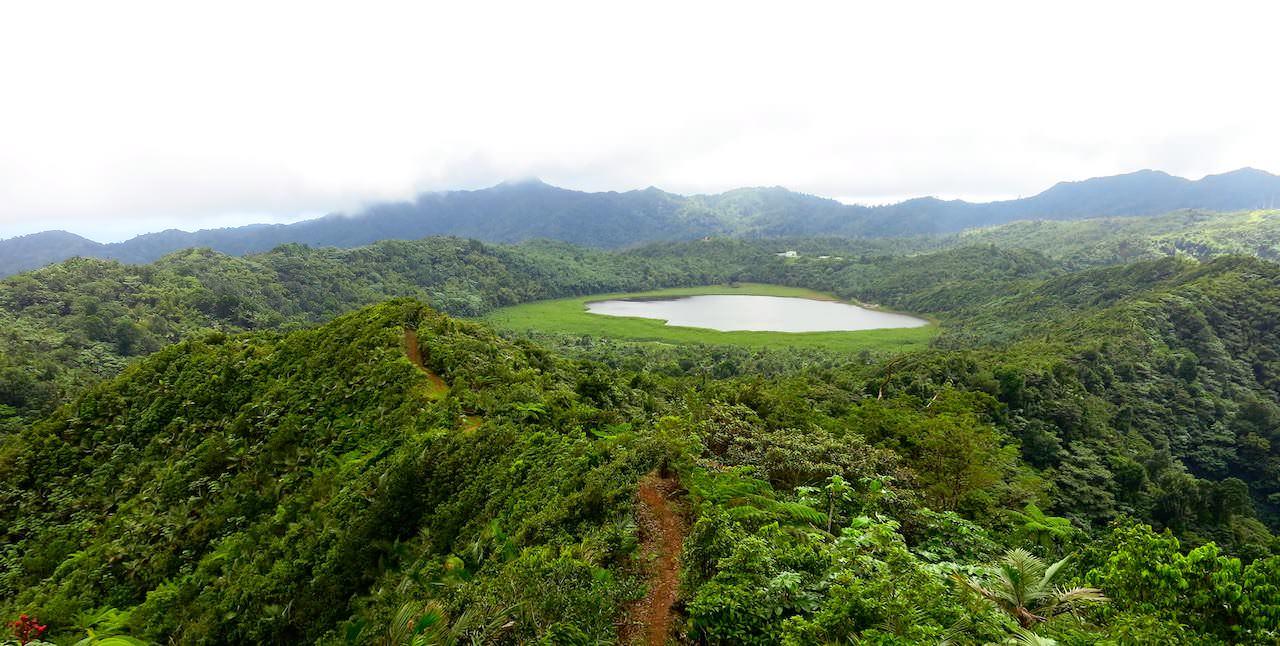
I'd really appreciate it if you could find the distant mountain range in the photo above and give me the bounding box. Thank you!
[3,167,1279,277]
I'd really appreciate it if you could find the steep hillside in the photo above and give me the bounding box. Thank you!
[4,296,1280,644]
[0,237,750,422]
[955,209,1280,267]
[0,301,665,643]
[892,257,1280,528]
[0,236,947,423]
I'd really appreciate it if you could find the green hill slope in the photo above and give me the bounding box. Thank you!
[0,301,664,643]
[0,238,747,423]
[956,209,1280,267]
[4,292,1280,643]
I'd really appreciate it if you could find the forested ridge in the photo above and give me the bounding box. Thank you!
[4,220,1280,643]
[955,209,1280,268]
[0,236,967,424]
[3,168,1278,277]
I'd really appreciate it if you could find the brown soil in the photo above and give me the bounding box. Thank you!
[405,328,481,434]
[460,415,482,434]
[403,328,448,393]
[621,472,685,645]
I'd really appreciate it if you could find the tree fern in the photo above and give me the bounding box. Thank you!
[952,549,1106,629]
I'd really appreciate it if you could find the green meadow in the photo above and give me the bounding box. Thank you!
[482,283,938,353]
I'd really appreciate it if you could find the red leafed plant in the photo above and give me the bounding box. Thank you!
[7,614,48,645]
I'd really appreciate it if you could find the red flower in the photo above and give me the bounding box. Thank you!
[7,613,48,645]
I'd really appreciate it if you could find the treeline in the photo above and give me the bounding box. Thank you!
[7,237,1280,543]
[3,227,1280,640]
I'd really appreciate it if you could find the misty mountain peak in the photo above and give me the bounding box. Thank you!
[4,168,1280,277]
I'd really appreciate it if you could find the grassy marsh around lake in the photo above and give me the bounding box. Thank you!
[482,283,938,352]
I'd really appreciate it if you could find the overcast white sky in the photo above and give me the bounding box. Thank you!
[1,1,1278,242]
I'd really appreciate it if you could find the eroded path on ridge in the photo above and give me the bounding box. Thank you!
[621,473,686,645]
[404,327,485,433]
[403,328,448,394]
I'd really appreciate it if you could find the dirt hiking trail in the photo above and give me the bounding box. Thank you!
[621,472,686,645]
[403,328,448,394]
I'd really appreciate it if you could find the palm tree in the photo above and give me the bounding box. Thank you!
[1007,504,1076,553]
[380,601,449,646]
[952,548,1106,628]
[380,600,519,646]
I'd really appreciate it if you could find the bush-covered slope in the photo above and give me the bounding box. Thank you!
[0,237,752,423]
[956,209,1280,268]
[0,300,671,644]
[863,257,1280,533]
[4,297,1280,644]
[0,236,993,424]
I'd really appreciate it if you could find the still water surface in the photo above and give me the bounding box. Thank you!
[585,294,928,332]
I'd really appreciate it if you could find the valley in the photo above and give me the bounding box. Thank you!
[5,6,1280,643]
[3,209,1280,644]
[485,283,936,352]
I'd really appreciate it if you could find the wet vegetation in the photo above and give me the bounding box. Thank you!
[4,210,1280,643]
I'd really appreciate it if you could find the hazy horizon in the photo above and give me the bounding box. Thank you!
[3,166,1274,244]
[3,1,1279,241]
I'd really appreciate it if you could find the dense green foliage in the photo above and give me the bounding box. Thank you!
[6,293,1279,643]
[0,236,1030,424]
[2,302,665,643]
[6,212,1280,643]
[956,209,1280,268]
[0,237,749,422]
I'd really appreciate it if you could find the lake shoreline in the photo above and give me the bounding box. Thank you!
[482,283,939,353]
[584,293,929,333]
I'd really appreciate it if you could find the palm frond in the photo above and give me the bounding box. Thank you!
[1006,627,1058,645]
[1050,585,1108,615]
[1039,554,1070,591]
[383,602,426,646]
[951,571,1003,607]
[955,548,1106,629]
[876,605,929,637]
